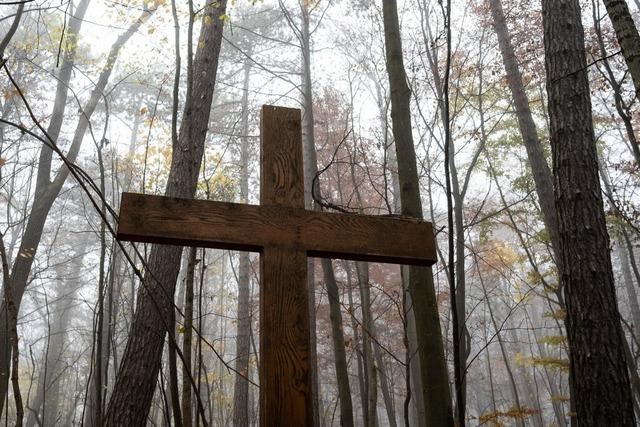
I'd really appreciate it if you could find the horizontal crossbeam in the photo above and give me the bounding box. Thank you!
[117,192,437,266]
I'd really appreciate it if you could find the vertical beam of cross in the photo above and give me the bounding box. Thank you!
[259,106,312,426]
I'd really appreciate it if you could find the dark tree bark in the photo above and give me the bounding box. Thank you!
[321,260,355,427]
[381,1,453,426]
[542,0,635,424]
[591,0,640,165]
[601,0,640,98]
[0,231,22,427]
[103,2,227,424]
[167,298,182,426]
[181,247,197,427]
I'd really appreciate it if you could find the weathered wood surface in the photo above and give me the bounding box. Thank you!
[259,105,312,426]
[117,193,437,266]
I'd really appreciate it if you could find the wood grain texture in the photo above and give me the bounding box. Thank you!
[260,247,311,426]
[260,105,304,208]
[117,193,437,266]
[259,105,311,426]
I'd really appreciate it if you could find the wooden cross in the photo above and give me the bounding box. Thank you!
[117,105,437,426]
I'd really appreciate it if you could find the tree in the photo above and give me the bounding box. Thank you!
[381,1,453,425]
[487,0,560,257]
[0,1,154,415]
[601,0,640,98]
[103,1,228,424]
[541,0,635,424]
[232,54,253,427]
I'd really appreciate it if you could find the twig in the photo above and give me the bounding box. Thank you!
[311,129,356,213]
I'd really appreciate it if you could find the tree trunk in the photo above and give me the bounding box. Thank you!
[322,259,355,427]
[591,1,640,164]
[488,0,560,258]
[0,0,91,414]
[530,318,568,427]
[233,55,253,427]
[167,301,182,426]
[299,4,322,424]
[476,266,525,427]
[355,262,378,427]
[0,230,22,427]
[602,0,640,98]
[618,240,640,336]
[381,1,453,425]
[0,2,154,417]
[103,2,227,424]
[371,74,421,427]
[373,338,398,427]
[344,263,367,426]
[181,247,197,427]
[542,0,635,424]
[26,240,88,427]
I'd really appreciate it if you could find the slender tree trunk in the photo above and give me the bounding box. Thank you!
[542,0,635,424]
[381,1,453,425]
[618,242,640,336]
[84,94,140,427]
[0,0,91,414]
[371,74,424,427]
[93,136,109,427]
[0,3,155,418]
[591,0,640,164]
[345,264,367,426]
[508,326,544,427]
[168,302,182,426]
[355,262,377,427]
[233,54,253,427]
[26,240,88,427]
[181,247,196,427]
[322,260,355,427]
[104,2,227,424]
[308,100,355,427]
[529,319,568,427]
[1,230,22,427]
[488,0,560,257]
[601,0,640,97]
[299,5,322,424]
[0,2,24,58]
[477,269,525,427]
[622,335,640,416]
[373,342,397,427]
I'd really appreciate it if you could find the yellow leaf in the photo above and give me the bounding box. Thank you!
[204,15,212,26]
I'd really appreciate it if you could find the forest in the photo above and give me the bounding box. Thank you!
[1,0,640,425]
